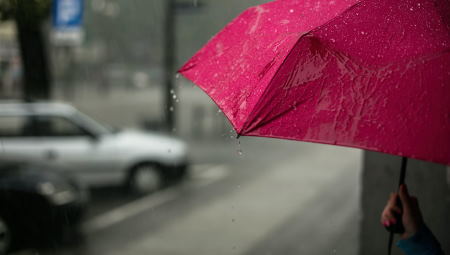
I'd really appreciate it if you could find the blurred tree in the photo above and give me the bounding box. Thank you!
[0,0,52,100]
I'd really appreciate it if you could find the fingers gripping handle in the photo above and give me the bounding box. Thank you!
[385,197,405,233]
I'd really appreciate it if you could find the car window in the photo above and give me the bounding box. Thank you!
[34,116,88,137]
[0,115,33,137]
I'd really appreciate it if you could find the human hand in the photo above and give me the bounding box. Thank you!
[381,184,424,239]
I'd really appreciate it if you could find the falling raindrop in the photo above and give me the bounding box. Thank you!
[170,89,175,94]
[169,106,174,112]
[175,73,181,79]
[289,9,294,13]
[236,138,243,156]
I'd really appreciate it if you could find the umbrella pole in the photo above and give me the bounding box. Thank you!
[388,156,408,255]
[398,157,408,187]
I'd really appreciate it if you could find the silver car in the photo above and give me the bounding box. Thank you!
[0,101,189,194]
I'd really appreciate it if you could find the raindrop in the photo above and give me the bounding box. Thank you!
[236,138,243,156]
[169,106,174,112]
[170,89,175,94]
[410,7,414,11]
[175,99,180,103]
[172,94,177,99]
[289,9,294,13]
[175,73,181,79]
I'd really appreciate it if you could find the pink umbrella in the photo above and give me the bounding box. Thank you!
[179,0,450,166]
[180,0,450,251]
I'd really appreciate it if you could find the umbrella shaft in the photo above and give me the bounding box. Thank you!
[398,157,408,187]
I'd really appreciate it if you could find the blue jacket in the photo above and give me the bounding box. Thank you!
[397,225,445,255]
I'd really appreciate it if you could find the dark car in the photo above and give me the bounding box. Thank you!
[0,161,89,254]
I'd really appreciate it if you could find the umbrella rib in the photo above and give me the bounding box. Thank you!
[245,99,313,135]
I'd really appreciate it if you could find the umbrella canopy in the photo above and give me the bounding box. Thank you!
[179,0,450,165]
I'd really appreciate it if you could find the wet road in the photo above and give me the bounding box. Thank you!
[20,138,362,255]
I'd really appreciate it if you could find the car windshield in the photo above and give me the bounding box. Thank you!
[72,111,115,135]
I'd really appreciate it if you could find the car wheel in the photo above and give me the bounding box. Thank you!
[127,164,163,195]
[0,215,11,255]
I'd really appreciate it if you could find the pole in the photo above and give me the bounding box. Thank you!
[163,0,176,132]
[15,0,52,100]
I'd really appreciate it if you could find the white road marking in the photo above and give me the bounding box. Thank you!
[190,164,230,187]
[83,164,228,233]
[83,188,178,233]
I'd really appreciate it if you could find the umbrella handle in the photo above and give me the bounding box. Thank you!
[386,157,408,255]
[385,157,408,234]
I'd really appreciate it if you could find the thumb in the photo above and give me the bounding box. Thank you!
[399,184,412,209]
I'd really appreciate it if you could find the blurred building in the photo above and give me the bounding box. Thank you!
[0,21,22,99]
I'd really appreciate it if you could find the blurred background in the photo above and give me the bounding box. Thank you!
[0,1,448,255]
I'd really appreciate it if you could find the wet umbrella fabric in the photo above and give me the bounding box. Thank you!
[179,0,450,166]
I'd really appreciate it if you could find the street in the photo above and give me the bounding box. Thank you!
[24,137,361,255]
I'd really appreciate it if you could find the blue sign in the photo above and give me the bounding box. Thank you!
[52,0,84,28]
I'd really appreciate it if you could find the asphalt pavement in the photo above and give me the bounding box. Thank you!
[25,137,362,255]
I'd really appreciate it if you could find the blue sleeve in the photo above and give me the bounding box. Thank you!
[396,225,445,255]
